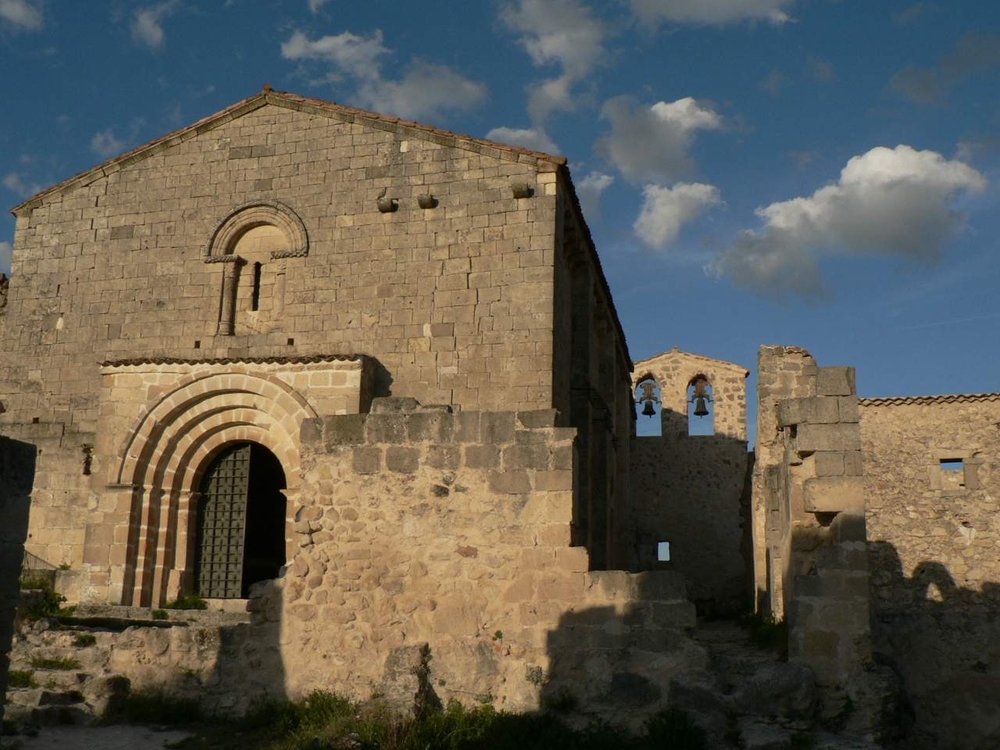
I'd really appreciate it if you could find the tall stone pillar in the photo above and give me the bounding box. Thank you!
[215,256,243,336]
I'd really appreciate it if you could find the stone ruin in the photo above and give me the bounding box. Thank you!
[1,90,998,748]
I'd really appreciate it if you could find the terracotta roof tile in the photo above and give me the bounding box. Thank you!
[859,392,1000,407]
[100,354,362,368]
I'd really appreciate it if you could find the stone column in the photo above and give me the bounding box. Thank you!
[274,260,287,321]
[213,256,243,336]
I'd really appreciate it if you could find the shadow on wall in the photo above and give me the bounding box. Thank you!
[631,405,752,617]
[539,570,703,734]
[0,437,37,723]
[870,540,1000,750]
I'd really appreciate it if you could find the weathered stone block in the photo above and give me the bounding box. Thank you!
[426,445,460,470]
[324,414,365,446]
[778,397,840,427]
[481,412,516,443]
[803,476,864,513]
[386,447,420,473]
[366,414,408,444]
[502,443,549,470]
[837,396,858,422]
[352,447,382,474]
[795,423,861,452]
[300,418,323,446]
[465,444,500,469]
[454,412,480,442]
[816,366,855,396]
[488,470,531,494]
[407,412,454,443]
[371,397,421,413]
[830,510,866,544]
[813,451,845,476]
[843,451,862,476]
[517,409,558,428]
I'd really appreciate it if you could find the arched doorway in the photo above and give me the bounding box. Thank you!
[196,442,287,599]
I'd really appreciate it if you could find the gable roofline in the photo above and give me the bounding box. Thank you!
[12,87,567,217]
[634,347,748,377]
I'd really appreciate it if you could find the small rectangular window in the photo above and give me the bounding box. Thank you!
[657,541,671,562]
[940,459,965,489]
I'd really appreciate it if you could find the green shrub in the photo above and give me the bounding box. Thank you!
[7,669,36,688]
[152,609,169,620]
[19,576,67,620]
[164,593,208,610]
[72,633,97,648]
[30,656,80,670]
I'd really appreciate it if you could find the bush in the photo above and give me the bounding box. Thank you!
[73,633,97,647]
[7,669,36,688]
[19,576,67,620]
[164,593,208,611]
[30,656,80,670]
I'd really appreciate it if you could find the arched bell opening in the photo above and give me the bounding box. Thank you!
[635,375,662,437]
[687,374,715,436]
[194,441,287,599]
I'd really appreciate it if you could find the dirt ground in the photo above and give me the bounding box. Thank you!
[2,724,194,749]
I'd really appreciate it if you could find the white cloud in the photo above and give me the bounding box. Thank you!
[0,241,12,273]
[282,30,486,120]
[501,0,606,123]
[891,33,1000,104]
[577,171,614,217]
[630,0,793,25]
[596,96,722,184]
[758,69,785,96]
[357,61,487,121]
[0,0,42,30]
[2,171,42,198]
[307,0,332,12]
[90,129,126,158]
[485,126,559,154]
[634,182,721,249]
[131,1,179,50]
[281,29,387,82]
[709,145,987,298]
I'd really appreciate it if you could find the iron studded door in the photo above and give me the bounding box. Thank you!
[197,444,251,598]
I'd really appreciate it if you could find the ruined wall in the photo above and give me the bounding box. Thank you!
[753,347,891,733]
[0,436,36,724]
[246,400,699,716]
[630,349,749,614]
[862,395,1000,750]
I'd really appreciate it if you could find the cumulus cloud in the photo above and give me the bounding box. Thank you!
[709,145,987,298]
[630,0,793,25]
[131,1,179,50]
[0,241,12,273]
[577,171,614,217]
[0,0,42,30]
[485,126,559,155]
[501,0,606,123]
[90,129,126,158]
[281,29,486,120]
[307,0,331,11]
[2,171,42,198]
[634,183,721,250]
[891,32,1000,103]
[596,96,722,184]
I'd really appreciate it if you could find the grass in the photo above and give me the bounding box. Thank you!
[164,593,208,610]
[152,609,169,620]
[6,670,36,688]
[72,633,97,648]
[29,656,80,671]
[18,575,67,621]
[145,691,707,750]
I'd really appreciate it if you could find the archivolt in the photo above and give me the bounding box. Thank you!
[206,200,308,258]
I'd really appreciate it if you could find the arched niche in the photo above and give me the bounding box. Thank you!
[206,201,308,335]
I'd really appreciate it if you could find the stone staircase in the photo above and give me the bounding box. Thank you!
[4,604,250,730]
[674,620,883,750]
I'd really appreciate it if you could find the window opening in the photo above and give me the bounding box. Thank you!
[687,376,715,436]
[940,458,965,489]
[251,262,263,312]
[635,377,662,436]
[657,541,671,562]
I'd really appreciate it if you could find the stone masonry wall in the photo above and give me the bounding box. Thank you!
[630,349,750,614]
[0,436,35,725]
[754,347,890,734]
[861,395,1000,749]
[258,400,699,716]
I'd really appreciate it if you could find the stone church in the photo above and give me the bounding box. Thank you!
[2,89,998,747]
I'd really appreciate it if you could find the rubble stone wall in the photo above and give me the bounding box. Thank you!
[862,395,1000,749]
[258,404,699,714]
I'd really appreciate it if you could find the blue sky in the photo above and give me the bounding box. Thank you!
[1,0,998,414]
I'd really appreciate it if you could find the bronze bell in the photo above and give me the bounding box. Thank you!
[693,397,709,417]
[642,400,656,417]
